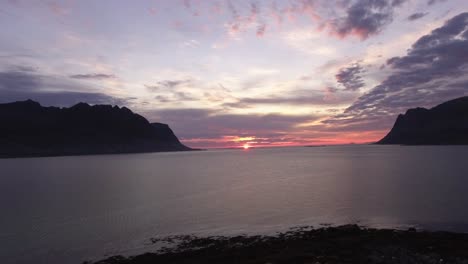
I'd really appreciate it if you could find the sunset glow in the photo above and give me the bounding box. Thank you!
[0,1,467,149]
[3,2,468,263]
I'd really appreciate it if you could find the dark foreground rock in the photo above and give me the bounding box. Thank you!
[377,96,468,145]
[90,225,468,264]
[0,100,192,158]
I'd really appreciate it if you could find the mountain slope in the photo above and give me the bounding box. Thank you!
[377,96,468,145]
[0,100,192,158]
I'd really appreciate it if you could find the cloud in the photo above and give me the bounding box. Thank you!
[407,12,428,21]
[224,89,357,108]
[335,62,366,91]
[326,12,468,131]
[144,78,201,104]
[145,79,193,92]
[144,106,379,148]
[226,0,241,34]
[327,0,407,39]
[222,0,270,38]
[0,68,128,106]
[69,73,116,80]
[256,23,266,37]
[148,7,157,16]
[144,107,320,147]
[181,39,200,48]
[183,0,192,10]
[154,91,198,103]
[154,95,171,103]
[48,1,67,16]
[174,0,404,40]
[427,0,447,6]
[0,69,40,91]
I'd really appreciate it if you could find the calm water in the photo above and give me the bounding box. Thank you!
[1,145,468,264]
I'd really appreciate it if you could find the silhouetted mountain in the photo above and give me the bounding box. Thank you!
[0,100,192,158]
[377,96,468,145]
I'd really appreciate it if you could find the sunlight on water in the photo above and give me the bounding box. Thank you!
[1,145,468,263]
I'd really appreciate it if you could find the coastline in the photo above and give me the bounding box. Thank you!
[90,225,468,264]
[0,147,203,159]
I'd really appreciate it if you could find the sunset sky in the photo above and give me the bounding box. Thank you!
[1,0,467,148]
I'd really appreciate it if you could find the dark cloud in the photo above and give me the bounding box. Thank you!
[174,91,196,101]
[146,78,199,103]
[222,87,357,108]
[330,0,407,39]
[327,12,468,131]
[223,89,357,108]
[427,0,447,6]
[0,70,40,91]
[145,79,193,92]
[335,63,366,91]
[69,73,116,80]
[154,95,171,103]
[175,0,408,40]
[407,12,428,21]
[175,0,406,40]
[0,69,128,106]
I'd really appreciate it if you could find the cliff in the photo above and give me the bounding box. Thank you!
[377,96,468,145]
[0,100,192,158]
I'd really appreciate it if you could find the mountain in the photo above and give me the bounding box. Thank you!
[0,100,192,158]
[377,96,468,145]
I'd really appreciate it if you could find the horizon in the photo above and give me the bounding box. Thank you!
[1,1,468,149]
[0,97,378,148]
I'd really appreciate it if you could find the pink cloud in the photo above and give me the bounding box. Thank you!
[270,1,283,26]
[148,7,157,16]
[210,1,223,15]
[48,1,68,16]
[171,0,395,41]
[172,20,184,30]
[298,0,321,21]
[256,23,266,37]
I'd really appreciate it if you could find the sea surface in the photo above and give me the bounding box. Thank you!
[1,145,468,264]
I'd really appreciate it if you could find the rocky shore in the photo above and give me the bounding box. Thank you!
[90,225,468,264]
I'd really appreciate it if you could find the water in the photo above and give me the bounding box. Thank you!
[1,145,468,264]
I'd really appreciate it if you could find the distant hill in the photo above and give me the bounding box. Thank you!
[0,100,192,158]
[377,96,468,145]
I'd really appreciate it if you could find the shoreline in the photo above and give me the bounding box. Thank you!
[89,225,468,264]
[0,148,203,159]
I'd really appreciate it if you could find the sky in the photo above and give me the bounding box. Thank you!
[1,0,467,148]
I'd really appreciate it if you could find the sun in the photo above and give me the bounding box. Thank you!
[243,143,250,150]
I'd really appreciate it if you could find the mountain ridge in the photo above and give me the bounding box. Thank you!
[0,100,192,158]
[377,96,468,145]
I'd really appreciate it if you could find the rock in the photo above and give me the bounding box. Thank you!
[0,100,193,158]
[377,96,468,145]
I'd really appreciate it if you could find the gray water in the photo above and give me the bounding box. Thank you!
[1,145,468,264]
